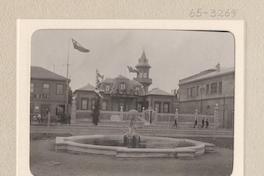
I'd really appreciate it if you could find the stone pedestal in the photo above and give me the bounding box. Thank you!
[71,97,76,124]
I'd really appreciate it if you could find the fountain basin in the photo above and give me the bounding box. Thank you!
[55,135,215,159]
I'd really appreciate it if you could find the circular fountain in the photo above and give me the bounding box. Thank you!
[55,110,215,159]
[55,135,215,159]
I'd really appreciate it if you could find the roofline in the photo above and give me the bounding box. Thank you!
[31,77,70,82]
[179,70,234,85]
[73,89,96,94]
[135,64,151,68]
[146,93,175,97]
[31,66,69,80]
[180,69,216,82]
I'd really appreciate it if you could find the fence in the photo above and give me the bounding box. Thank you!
[73,107,218,127]
[75,110,144,121]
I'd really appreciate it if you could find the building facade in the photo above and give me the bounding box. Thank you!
[178,64,234,128]
[74,52,178,116]
[30,66,70,122]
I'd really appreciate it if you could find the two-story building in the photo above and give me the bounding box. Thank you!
[30,66,70,121]
[178,64,234,128]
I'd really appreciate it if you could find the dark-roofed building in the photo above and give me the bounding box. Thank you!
[178,64,234,128]
[30,66,70,122]
[73,51,178,117]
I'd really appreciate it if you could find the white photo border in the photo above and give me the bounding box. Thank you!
[17,20,244,176]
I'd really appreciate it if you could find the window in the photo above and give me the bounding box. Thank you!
[56,105,65,115]
[196,86,199,96]
[56,84,64,95]
[81,99,88,110]
[120,83,126,90]
[154,102,161,113]
[218,81,222,94]
[210,82,217,94]
[206,84,210,94]
[105,85,110,92]
[137,103,142,112]
[135,86,140,95]
[30,83,34,93]
[143,72,148,78]
[41,93,48,99]
[163,103,170,113]
[190,87,195,97]
[43,83,50,93]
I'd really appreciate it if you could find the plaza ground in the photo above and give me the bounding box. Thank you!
[30,131,233,176]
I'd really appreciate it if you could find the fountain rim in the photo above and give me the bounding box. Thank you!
[55,135,215,158]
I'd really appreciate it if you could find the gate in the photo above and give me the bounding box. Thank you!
[143,109,157,124]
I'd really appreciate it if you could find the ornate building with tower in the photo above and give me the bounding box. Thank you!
[73,51,178,116]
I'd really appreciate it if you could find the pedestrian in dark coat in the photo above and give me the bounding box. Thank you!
[205,118,209,128]
[201,118,205,128]
[193,109,198,128]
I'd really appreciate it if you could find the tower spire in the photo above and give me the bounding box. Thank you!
[134,51,152,93]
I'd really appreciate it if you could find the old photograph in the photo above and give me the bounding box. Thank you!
[29,28,235,176]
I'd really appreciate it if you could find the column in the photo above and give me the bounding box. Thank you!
[120,106,124,121]
[214,104,219,128]
[71,96,77,124]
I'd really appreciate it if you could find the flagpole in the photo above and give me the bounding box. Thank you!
[65,38,89,123]
[65,38,71,122]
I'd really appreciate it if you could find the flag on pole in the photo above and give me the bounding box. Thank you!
[72,38,90,53]
[127,66,139,74]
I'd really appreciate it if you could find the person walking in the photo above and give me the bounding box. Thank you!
[193,109,198,128]
[201,118,205,128]
[173,108,179,128]
[205,118,209,128]
[205,106,210,128]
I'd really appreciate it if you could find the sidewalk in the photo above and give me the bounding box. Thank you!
[30,124,234,138]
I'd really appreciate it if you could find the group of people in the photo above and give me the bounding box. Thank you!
[171,108,210,128]
[193,117,209,128]
[31,109,71,125]
[193,109,209,128]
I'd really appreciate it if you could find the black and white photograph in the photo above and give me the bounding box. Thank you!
[28,25,237,176]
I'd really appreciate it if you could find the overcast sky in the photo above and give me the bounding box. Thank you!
[31,30,234,92]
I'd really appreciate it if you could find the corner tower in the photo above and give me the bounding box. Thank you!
[134,51,152,93]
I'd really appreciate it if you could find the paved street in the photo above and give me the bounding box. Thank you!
[30,138,233,176]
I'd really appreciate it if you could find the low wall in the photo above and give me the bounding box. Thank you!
[76,110,144,121]
[75,110,214,124]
